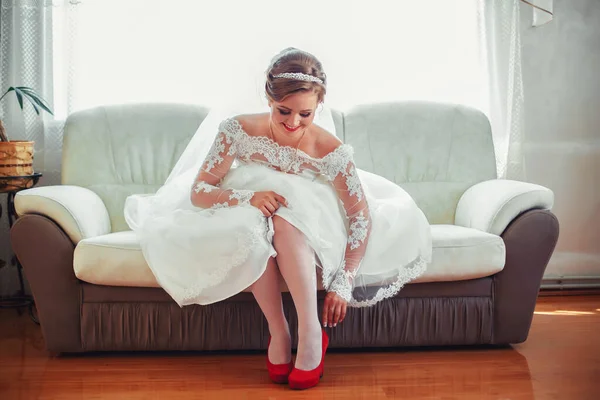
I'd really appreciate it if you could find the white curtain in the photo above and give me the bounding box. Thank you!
[0,0,61,184]
[479,0,526,179]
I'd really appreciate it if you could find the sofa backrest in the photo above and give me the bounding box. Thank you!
[62,102,496,232]
[343,102,496,224]
[62,104,209,231]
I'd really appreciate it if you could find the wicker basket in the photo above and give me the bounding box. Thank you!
[0,141,35,191]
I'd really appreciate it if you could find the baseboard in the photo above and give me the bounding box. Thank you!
[541,277,600,290]
[539,288,600,297]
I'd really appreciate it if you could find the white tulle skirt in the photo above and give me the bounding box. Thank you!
[126,162,432,308]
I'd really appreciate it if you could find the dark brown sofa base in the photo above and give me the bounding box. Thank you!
[80,280,493,352]
[11,210,559,354]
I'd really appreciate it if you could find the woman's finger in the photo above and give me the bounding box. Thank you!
[264,202,276,214]
[268,198,280,211]
[328,302,337,327]
[273,193,288,207]
[322,298,331,328]
[260,206,271,217]
[339,303,347,324]
[332,302,342,327]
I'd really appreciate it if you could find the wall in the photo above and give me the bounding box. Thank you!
[520,0,600,287]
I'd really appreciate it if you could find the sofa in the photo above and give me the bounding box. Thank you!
[10,102,559,354]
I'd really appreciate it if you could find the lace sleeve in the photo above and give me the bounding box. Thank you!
[190,118,254,209]
[322,145,372,302]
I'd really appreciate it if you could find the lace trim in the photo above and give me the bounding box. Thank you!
[203,133,225,172]
[203,123,238,173]
[350,255,428,308]
[193,181,215,194]
[328,261,356,302]
[348,211,369,250]
[193,183,254,207]
[179,217,269,303]
[344,164,363,201]
[319,145,354,181]
[220,118,354,179]
[211,202,229,209]
[230,189,254,205]
[321,254,427,308]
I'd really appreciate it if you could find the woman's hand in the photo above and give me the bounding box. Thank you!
[322,291,347,328]
[250,191,288,217]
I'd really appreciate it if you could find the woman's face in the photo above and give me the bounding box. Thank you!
[269,91,319,137]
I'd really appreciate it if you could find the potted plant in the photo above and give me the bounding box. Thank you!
[0,86,53,186]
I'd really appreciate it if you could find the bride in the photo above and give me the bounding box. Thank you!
[124,47,432,390]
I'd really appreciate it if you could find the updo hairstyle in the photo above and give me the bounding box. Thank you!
[265,47,327,103]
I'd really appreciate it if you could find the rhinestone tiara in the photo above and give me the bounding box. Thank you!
[273,72,324,85]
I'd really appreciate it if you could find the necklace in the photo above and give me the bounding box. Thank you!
[268,121,308,174]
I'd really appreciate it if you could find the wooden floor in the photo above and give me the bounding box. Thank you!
[0,296,599,399]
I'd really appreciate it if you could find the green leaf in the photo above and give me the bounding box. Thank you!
[0,86,15,102]
[30,101,40,115]
[2,86,53,116]
[14,88,24,110]
[16,87,39,97]
[21,90,52,115]
[20,88,53,115]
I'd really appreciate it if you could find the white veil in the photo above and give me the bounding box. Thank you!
[124,93,338,232]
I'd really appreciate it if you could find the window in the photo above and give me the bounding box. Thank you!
[53,0,485,118]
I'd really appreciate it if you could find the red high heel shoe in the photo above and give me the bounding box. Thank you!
[288,329,329,390]
[266,337,294,384]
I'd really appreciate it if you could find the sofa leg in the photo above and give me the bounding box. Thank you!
[10,215,83,353]
[493,209,559,344]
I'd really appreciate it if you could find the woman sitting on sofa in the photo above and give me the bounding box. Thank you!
[125,47,432,390]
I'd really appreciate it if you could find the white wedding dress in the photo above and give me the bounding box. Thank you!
[125,113,432,308]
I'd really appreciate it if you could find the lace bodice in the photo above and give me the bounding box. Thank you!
[191,118,372,301]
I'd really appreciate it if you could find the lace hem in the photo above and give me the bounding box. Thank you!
[323,254,428,308]
[178,217,269,303]
[351,255,428,308]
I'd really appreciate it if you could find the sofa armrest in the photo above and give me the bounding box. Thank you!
[15,185,111,244]
[11,214,82,353]
[492,209,559,344]
[455,179,554,236]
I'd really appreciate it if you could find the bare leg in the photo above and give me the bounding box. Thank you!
[249,256,291,364]
[272,216,322,371]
